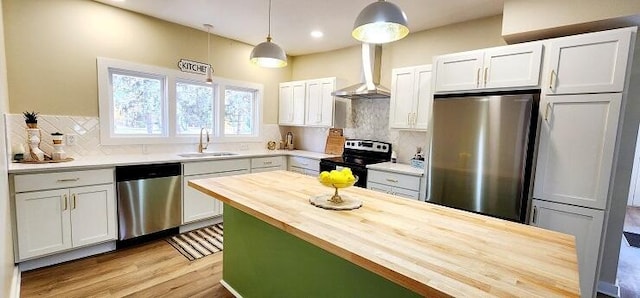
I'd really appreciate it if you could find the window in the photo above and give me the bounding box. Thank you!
[224,87,256,136]
[176,81,214,135]
[97,57,262,145]
[111,72,165,135]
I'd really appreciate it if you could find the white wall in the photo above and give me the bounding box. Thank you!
[0,0,17,295]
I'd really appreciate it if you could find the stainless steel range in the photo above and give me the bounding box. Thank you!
[319,139,392,188]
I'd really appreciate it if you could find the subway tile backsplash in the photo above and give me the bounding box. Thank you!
[4,114,282,157]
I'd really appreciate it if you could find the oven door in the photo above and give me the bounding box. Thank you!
[319,161,367,188]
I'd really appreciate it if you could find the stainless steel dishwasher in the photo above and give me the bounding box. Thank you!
[116,163,181,240]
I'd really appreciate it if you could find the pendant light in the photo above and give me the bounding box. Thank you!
[352,0,409,44]
[250,0,287,68]
[204,24,214,84]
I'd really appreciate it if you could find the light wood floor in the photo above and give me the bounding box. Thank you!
[20,239,234,298]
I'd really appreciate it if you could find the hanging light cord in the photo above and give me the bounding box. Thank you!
[207,26,211,64]
[267,0,272,41]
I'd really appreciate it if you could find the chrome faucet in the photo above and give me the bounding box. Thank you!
[198,128,210,153]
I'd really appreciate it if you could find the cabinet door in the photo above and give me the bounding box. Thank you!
[533,94,621,209]
[215,169,250,215]
[434,51,484,92]
[483,43,542,89]
[367,181,393,195]
[279,81,306,125]
[412,65,433,130]
[15,189,72,260]
[530,199,604,298]
[389,67,415,129]
[278,83,294,124]
[305,78,335,127]
[70,184,116,247]
[546,29,632,94]
[183,173,219,224]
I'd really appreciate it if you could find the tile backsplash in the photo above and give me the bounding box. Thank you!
[4,114,282,158]
[281,98,428,164]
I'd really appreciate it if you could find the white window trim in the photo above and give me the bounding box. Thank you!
[97,57,263,145]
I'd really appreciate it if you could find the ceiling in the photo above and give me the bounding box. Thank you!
[94,0,505,56]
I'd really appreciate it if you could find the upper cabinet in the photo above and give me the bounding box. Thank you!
[279,77,336,127]
[545,28,633,94]
[278,81,306,126]
[434,43,542,93]
[305,78,335,127]
[389,65,432,130]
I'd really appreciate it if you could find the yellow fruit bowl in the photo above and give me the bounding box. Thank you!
[317,169,358,204]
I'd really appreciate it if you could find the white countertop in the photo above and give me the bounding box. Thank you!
[8,150,336,174]
[367,162,425,177]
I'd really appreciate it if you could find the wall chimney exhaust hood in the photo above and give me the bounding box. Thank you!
[332,43,390,99]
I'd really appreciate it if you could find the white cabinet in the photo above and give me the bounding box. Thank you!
[305,78,335,127]
[251,156,285,173]
[13,168,116,261]
[279,81,306,125]
[434,43,542,92]
[279,77,336,127]
[389,65,432,130]
[367,169,421,200]
[545,28,633,94]
[182,159,250,224]
[288,156,320,176]
[530,199,604,298]
[533,93,621,210]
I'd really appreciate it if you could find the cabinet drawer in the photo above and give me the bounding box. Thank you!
[368,170,420,191]
[183,159,250,176]
[14,168,114,193]
[289,156,319,171]
[251,156,284,169]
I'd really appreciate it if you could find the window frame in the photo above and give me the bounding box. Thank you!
[97,57,263,145]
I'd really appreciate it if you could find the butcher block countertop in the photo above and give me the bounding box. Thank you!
[189,171,580,297]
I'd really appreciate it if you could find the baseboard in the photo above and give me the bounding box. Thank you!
[220,279,243,298]
[9,266,20,298]
[179,216,222,233]
[18,241,116,272]
[598,280,620,297]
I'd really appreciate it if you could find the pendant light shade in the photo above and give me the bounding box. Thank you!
[352,0,409,44]
[250,0,287,68]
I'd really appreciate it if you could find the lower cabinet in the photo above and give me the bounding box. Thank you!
[530,199,604,298]
[15,184,116,261]
[251,156,285,173]
[288,156,320,176]
[367,169,421,200]
[182,159,250,224]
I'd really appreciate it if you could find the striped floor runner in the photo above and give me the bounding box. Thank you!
[167,223,224,261]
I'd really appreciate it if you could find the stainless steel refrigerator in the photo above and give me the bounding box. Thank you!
[427,91,539,222]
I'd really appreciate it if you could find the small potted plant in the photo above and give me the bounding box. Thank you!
[23,111,38,128]
[51,132,64,144]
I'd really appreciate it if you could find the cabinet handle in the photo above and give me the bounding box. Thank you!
[483,67,488,86]
[72,194,77,210]
[63,194,68,211]
[386,178,399,183]
[532,206,538,224]
[548,69,556,91]
[264,161,272,165]
[57,178,80,182]
[476,68,481,88]
[544,102,552,122]
[413,113,417,125]
[407,113,411,125]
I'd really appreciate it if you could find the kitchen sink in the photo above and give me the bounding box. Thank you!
[178,152,238,158]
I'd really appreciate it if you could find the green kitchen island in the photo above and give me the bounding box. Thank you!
[189,171,580,297]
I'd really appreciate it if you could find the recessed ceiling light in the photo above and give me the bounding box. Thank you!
[310,30,324,38]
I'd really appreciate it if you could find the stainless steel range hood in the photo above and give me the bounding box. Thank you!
[332,43,390,99]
